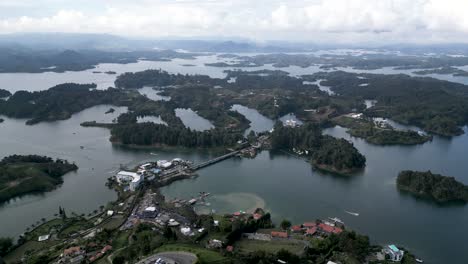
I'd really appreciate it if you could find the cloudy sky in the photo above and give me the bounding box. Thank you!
[1,0,468,43]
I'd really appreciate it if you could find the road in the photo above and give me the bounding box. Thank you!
[136,251,197,264]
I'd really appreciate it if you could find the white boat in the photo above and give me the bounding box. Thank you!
[345,210,359,216]
[328,217,344,224]
[416,259,423,263]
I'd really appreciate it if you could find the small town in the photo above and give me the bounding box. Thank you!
[5,143,418,264]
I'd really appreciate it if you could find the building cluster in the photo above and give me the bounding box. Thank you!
[56,245,112,264]
[115,158,192,191]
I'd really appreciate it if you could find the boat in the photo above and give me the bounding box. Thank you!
[150,152,158,156]
[328,217,344,224]
[345,210,359,216]
[416,259,423,263]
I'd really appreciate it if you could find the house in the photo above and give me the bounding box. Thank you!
[180,227,193,236]
[37,234,50,242]
[383,245,404,262]
[207,239,223,248]
[226,245,234,252]
[101,245,112,254]
[305,227,317,236]
[271,231,288,239]
[107,210,114,216]
[63,246,82,256]
[291,225,303,233]
[318,223,342,235]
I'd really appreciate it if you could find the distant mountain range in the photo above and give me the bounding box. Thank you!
[0,32,467,55]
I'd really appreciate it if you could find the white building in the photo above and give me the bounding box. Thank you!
[116,171,143,191]
[383,245,404,262]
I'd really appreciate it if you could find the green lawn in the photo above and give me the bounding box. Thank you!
[25,218,64,240]
[99,216,126,230]
[155,243,230,263]
[235,238,305,255]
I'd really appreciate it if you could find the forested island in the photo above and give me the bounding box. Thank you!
[0,83,133,124]
[413,66,468,76]
[0,155,78,203]
[397,170,468,203]
[271,123,366,175]
[307,71,468,136]
[333,116,432,145]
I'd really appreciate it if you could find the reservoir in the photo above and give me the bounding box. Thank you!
[0,54,467,263]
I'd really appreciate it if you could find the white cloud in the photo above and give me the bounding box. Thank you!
[1,0,468,43]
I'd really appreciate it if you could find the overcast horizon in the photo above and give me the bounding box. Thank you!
[0,0,468,44]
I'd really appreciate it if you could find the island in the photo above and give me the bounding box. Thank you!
[397,170,468,203]
[413,66,468,77]
[0,155,78,203]
[105,108,115,114]
[333,116,432,145]
[271,122,366,175]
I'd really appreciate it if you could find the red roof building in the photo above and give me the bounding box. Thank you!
[63,246,82,256]
[291,225,303,232]
[318,223,343,234]
[271,231,288,238]
[305,227,317,236]
[233,212,241,216]
[226,245,234,252]
[101,245,112,254]
[303,222,316,228]
[253,213,263,220]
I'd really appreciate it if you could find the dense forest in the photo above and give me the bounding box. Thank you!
[0,83,131,124]
[110,122,243,148]
[271,122,366,174]
[397,170,468,203]
[0,155,78,203]
[309,71,468,136]
[0,89,11,98]
[115,69,221,89]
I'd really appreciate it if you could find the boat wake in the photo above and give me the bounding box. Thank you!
[345,210,359,216]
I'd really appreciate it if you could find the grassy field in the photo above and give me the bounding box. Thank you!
[25,218,64,240]
[4,240,60,263]
[155,243,230,263]
[235,238,305,255]
[99,216,126,230]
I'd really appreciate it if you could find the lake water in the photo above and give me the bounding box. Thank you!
[231,104,275,135]
[137,87,171,101]
[162,126,468,264]
[0,54,468,263]
[175,108,214,131]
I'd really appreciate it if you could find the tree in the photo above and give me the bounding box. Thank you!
[280,219,291,230]
[0,237,13,257]
[113,255,125,264]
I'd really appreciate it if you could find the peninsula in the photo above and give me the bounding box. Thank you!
[0,155,78,203]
